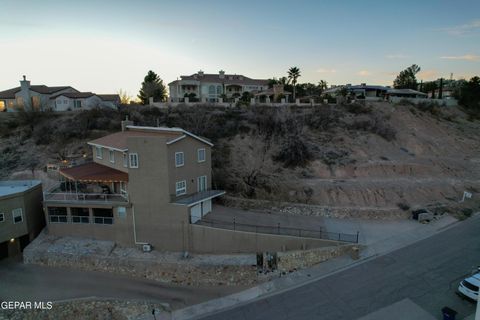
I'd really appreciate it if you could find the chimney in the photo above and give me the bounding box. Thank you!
[20,75,30,91]
[121,115,133,132]
[198,70,204,77]
[219,70,225,79]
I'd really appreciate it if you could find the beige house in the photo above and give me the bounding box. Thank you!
[43,122,226,252]
[0,180,44,259]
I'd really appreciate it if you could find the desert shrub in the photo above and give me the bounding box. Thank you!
[345,102,372,114]
[397,202,410,211]
[321,150,349,166]
[307,106,341,131]
[461,208,473,217]
[417,101,441,116]
[273,135,313,168]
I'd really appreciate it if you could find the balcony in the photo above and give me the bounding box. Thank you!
[44,189,129,206]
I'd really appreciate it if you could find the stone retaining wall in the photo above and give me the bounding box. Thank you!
[221,196,409,220]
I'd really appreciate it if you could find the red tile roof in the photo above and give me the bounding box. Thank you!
[60,162,128,182]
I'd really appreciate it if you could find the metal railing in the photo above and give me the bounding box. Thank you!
[196,218,359,243]
[44,192,128,203]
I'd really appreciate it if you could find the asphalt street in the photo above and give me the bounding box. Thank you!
[201,216,480,320]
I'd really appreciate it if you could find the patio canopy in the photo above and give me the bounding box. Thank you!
[59,162,128,183]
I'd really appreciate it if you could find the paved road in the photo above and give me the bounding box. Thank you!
[201,216,480,320]
[0,257,246,310]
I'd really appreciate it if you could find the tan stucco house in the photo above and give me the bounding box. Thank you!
[0,180,45,259]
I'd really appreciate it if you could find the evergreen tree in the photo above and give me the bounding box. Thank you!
[393,64,421,90]
[138,70,167,104]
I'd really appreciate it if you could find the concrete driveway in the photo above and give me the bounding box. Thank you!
[207,205,437,246]
[0,256,247,310]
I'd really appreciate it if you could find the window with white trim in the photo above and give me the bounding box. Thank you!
[129,153,138,168]
[197,175,207,192]
[0,213,4,222]
[96,146,103,159]
[175,152,184,167]
[109,149,115,163]
[123,153,128,167]
[197,148,206,162]
[176,180,187,196]
[12,208,23,224]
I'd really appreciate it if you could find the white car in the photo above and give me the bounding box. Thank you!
[458,273,480,301]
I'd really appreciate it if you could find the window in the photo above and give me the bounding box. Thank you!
[197,175,207,192]
[71,207,89,224]
[117,207,126,219]
[197,148,206,162]
[12,208,23,224]
[63,99,68,104]
[48,207,67,223]
[93,208,113,225]
[120,182,127,196]
[96,146,103,159]
[175,152,184,167]
[176,180,187,196]
[129,153,138,168]
[208,85,215,95]
[123,153,128,167]
[74,100,81,108]
[0,213,4,222]
[109,149,115,163]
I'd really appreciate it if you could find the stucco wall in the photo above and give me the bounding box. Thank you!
[189,224,340,254]
[92,147,129,173]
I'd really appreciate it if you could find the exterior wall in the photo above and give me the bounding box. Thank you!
[127,135,190,251]
[167,137,211,198]
[45,204,133,245]
[189,224,339,254]
[0,183,44,244]
[92,147,129,173]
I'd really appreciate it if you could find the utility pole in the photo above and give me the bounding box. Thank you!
[438,78,443,99]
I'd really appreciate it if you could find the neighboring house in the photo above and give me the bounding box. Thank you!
[0,76,119,112]
[168,70,269,102]
[323,84,389,101]
[51,92,120,111]
[0,180,44,259]
[43,121,225,251]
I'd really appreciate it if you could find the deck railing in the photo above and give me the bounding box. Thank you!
[43,192,128,203]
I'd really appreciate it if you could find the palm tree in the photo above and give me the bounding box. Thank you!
[287,67,301,100]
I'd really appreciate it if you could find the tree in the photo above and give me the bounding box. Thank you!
[138,70,167,105]
[287,67,301,100]
[117,89,132,104]
[393,64,421,90]
[458,76,480,117]
[318,80,328,91]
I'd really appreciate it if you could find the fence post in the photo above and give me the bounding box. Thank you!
[338,233,341,241]
[277,223,280,235]
[233,217,236,231]
[356,231,359,243]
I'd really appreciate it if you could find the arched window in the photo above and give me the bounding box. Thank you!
[216,85,222,94]
[208,85,215,95]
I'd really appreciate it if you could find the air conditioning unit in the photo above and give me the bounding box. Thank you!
[142,244,152,252]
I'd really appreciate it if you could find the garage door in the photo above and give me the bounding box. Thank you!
[191,204,202,223]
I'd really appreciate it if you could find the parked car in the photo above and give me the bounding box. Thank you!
[458,273,480,301]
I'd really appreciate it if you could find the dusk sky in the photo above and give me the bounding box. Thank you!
[1,0,479,97]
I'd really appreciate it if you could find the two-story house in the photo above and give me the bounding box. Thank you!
[168,70,269,103]
[0,180,44,259]
[43,121,225,251]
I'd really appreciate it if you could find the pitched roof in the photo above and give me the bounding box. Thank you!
[60,162,128,182]
[97,94,120,101]
[51,92,95,99]
[169,73,268,86]
[387,88,427,96]
[0,85,75,99]
[87,126,213,151]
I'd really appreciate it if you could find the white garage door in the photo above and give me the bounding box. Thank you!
[191,204,202,223]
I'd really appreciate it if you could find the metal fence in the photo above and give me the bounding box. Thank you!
[196,218,359,243]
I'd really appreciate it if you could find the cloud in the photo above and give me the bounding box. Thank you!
[417,70,438,80]
[357,70,371,76]
[440,54,480,61]
[317,68,336,74]
[441,19,480,36]
[385,54,410,59]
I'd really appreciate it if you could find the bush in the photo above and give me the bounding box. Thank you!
[345,102,372,114]
[273,135,313,168]
[397,202,410,211]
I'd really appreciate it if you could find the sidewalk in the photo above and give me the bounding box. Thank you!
[172,214,462,320]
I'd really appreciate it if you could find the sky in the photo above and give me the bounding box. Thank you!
[1,0,479,98]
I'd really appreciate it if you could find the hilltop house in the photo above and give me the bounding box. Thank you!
[168,70,269,102]
[0,76,119,112]
[0,180,44,259]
